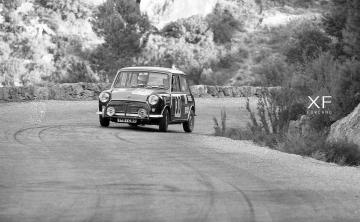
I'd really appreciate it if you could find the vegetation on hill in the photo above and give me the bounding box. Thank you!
[214,0,360,166]
[1,0,359,97]
[0,0,101,86]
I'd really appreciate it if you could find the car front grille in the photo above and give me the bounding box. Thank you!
[108,100,148,115]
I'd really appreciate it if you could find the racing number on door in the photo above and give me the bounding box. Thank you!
[174,95,182,118]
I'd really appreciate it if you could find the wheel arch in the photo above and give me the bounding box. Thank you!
[187,105,195,120]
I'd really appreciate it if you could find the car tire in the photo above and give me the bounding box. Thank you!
[99,116,110,127]
[183,110,194,133]
[159,109,169,132]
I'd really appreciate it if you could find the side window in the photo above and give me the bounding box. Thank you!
[114,72,126,88]
[179,75,189,93]
[171,75,180,92]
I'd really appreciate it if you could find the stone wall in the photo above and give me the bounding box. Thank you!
[0,83,111,102]
[189,85,281,98]
[0,83,280,102]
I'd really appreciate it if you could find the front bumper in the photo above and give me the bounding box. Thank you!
[98,100,164,119]
[96,110,163,118]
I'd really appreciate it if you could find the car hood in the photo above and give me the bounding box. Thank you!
[110,88,166,101]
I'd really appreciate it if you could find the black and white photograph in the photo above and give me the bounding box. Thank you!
[0,0,360,221]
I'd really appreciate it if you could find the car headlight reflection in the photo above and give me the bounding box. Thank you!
[148,95,159,105]
[106,106,116,116]
[99,92,110,103]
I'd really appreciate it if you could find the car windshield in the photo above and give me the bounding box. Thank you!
[113,72,170,89]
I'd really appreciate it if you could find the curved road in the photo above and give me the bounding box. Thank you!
[0,99,360,222]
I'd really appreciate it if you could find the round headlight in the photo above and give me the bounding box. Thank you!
[106,106,116,116]
[99,92,110,103]
[148,95,159,105]
[138,108,148,118]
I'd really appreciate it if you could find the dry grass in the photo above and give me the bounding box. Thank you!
[213,98,360,166]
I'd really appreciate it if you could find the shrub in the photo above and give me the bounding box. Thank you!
[201,69,235,85]
[213,109,254,141]
[206,3,244,44]
[284,22,331,64]
[138,34,219,84]
[183,16,210,44]
[2,0,26,10]
[255,88,304,134]
[213,109,227,137]
[302,52,338,94]
[244,90,304,148]
[213,89,306,147]
[0,58,27,86]
[342,0,360,58]
[307,113,333,131]
[288,52,360,122]
[332,59,360,119]
[253,56,291,86]
[162,21,184,38]
[212,95,360,166]
[294,55,359,121]
[282,132,360,166]
[322,142,360,166]
[36,0,90,19]
[292,0,314,8]
[45,55,98,83]
[323,0,347,40]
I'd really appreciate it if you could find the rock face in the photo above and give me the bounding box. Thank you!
[328,104,360,147]
[140,0,217,29]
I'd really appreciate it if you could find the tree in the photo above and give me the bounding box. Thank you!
[323,0,347,40]
[35,0,90,19]
[332,59,360,119]
[323,0,360,59]
[284,23,331,64]
[2,0,25,10]
[93,0,150,56]
[91,0,150,76]
[343,0,360,58]
[206,3,244,44]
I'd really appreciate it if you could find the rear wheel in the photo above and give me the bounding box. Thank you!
[183,110,194,133]
[99,116,110,127]
[159,109,169,132]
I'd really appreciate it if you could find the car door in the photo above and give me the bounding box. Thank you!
[170,74,186,121]
[179,75,192,119]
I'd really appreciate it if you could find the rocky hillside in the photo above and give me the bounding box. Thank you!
[135,0,326,85]
[0,0,103,86]
[328,104,360,147]
[0,0,331,86]
[140,0,218,29]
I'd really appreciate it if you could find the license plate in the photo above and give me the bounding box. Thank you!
[117,118,137,123]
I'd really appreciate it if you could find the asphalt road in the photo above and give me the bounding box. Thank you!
[0,98,360,222]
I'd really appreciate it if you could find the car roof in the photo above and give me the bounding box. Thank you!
[119,66,186,75]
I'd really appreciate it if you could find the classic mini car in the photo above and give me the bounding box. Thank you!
[96,67,195,132]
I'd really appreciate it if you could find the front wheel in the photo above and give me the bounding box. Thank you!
[183,110,194,133]
[99,116,110,127]
[159,109,169,132]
